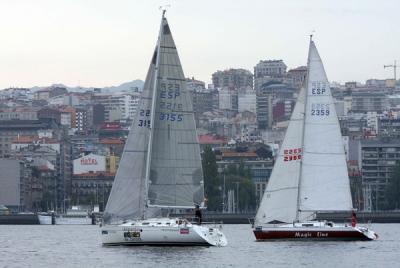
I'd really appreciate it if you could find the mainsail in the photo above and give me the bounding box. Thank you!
[255,38,353,225]
[104,13,204,223]
[299,40,353,215]
[147,17,204,208]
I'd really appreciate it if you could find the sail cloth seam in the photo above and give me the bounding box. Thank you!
[146,165,200,169]
[160,45,176,49]
[302,163,348,167]
[302,151,344,155]
[149,183,201,185]
[305,122,339,125]
[159,63,181,67]
[157,77,186,81]
[150,195,198,204]
[157,51,178,55]
[264,186,298,193]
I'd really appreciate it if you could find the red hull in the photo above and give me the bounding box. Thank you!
[253,228,373,241]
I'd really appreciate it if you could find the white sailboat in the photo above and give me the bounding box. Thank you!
[253,37,378,241]
[101,11,227,247]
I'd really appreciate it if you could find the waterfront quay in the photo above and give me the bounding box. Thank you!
[173,211,400,224]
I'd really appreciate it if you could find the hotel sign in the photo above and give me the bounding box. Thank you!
[73,154,106,174]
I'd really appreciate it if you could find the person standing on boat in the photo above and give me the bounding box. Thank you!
[351,211,357,227]
[194,205,202,225]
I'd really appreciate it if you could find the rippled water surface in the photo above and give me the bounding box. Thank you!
[0,224,398,268]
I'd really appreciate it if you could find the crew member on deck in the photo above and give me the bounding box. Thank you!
[194,205,202,225]
[351,211,357,227]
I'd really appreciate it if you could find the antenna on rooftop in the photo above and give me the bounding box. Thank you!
[384,60,398,81]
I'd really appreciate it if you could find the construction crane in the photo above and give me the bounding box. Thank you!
[384,60,397,81]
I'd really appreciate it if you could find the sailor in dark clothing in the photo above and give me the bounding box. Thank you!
[194,205,202,225]
[351,211,357,227]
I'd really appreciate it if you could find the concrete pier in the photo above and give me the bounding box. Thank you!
[0,214,39,224]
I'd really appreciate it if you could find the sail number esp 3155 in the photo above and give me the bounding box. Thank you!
[159,82,184,122]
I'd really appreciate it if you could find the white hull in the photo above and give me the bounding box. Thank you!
[38,215,92,225]
[101,218,227,247]
[38,215,52,225]
[56,216,92,225]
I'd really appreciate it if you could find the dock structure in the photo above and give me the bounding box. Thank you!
[0,214,39,224]
[173,211,400,224]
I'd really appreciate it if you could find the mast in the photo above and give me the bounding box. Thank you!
[142,10,165,219]
[295,35,313,222]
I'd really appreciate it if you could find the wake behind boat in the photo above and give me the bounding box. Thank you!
[253,36,378,241]
[101,10,227,247]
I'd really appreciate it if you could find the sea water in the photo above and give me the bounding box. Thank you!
[0,224,398,268]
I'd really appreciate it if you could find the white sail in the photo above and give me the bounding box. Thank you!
[255,39,353,225]
[104,15,204,223]
[103,49,157,223]
[298,40,353,217]
[147,18,204,208]
[255,86,305,224]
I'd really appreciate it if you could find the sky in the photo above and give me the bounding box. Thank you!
[0,0,399,89]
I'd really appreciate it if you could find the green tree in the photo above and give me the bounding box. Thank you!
[202,146,222,211]
[224,163,256,212]
[385,162,400,209]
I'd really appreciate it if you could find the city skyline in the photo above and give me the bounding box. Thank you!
[0,0,398,89]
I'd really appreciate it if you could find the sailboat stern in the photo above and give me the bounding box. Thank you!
[355,226,379,240]
[192,225,228,247]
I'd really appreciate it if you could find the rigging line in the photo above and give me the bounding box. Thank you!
[142,11,164,219]
[297,95,308,221]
